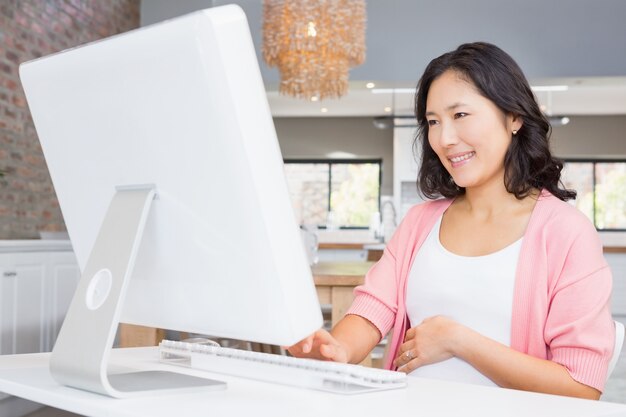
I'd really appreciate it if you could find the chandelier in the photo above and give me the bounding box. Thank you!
[262,0,366,100]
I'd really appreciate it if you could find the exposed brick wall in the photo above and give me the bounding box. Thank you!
[0,0,140,239]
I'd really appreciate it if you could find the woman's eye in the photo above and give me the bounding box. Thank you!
[454,112,468,119]
[427,119,439,126]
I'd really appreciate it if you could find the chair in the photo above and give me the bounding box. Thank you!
[607,320,625,379]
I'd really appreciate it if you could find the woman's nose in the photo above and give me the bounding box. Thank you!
[438,121,460,147]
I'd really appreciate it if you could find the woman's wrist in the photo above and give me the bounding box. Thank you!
[447,321,474,359]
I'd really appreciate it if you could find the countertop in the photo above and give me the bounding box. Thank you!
[319,234,626,253]
[0,239,73,253]
[318,242,381,250]
[311,261,373,286]
[0,236,624,254]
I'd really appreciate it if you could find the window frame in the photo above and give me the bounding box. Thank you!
[283,158,383,229]
[562,158,626,232]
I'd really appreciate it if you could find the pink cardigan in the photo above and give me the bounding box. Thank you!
[347,190,614,392]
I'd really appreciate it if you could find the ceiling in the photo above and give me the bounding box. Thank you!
[267,76,626,118]
[140,1,626,120]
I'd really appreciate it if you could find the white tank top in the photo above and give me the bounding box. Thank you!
[405,214,522,386]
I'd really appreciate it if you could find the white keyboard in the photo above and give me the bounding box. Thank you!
[158,339,407,394]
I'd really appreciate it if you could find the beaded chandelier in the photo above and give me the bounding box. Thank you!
[262,0,366,100]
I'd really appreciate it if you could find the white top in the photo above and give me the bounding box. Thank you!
[406,215,522,386]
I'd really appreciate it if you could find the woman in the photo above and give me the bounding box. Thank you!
[288,42,614,399]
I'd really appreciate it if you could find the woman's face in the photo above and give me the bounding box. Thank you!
[425,70,522,191]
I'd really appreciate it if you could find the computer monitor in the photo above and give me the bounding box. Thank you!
[19,5,323,397]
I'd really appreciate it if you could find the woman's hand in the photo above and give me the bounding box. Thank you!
[287,329,349,362]
[393,315,463,372]
[392,315,601,399]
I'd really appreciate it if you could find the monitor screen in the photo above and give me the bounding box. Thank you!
[20,5,323,396]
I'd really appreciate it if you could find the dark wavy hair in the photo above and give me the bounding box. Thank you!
[414,42,575,201]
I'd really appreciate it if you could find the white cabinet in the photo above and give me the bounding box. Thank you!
[0,245,79,416]
[0,252,46,355]
[0,249,80,356]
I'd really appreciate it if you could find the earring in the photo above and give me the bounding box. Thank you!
[512,129,518,135]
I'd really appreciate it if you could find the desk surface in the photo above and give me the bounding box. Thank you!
[312,261,373,286]
[1,348,625,417]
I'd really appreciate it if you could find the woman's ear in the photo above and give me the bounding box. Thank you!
[510,114,523,134]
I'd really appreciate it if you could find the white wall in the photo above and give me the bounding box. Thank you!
[274,117,394,195]
[551,116,626,158]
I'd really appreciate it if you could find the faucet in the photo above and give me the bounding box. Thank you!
[381,200,397,227]
[378,200,397,243]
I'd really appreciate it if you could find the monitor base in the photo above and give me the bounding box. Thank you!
[108,370,225,394]
[48,186,215,398]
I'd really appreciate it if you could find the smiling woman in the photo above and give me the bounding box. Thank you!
[288,42,615,401]
[423,70,520,193]
[415,43,576,203]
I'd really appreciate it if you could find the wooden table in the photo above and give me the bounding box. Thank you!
[312,261,375,366]
[312,261,372,327]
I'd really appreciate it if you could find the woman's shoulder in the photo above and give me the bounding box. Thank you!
[531,192,609,294]
[402,198,452,225]
[532,190,600,245]
[534,190,594,230]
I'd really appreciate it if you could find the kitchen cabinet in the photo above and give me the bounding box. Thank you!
[0,252,47,355]
[0,244,79,414]
[0,244,79,356]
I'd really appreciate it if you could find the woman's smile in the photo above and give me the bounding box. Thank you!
[448,151,476,168]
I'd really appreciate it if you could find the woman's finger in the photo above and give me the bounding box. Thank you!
[397,353,423,373]
[320,343,348,363]
[393,347,415,368]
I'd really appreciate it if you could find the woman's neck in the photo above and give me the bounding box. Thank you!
[457,181,536,221]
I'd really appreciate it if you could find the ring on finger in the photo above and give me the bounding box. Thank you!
[404,350,413,360]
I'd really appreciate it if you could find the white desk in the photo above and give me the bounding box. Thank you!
[1,348,625,417]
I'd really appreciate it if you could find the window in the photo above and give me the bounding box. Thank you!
[284,159,381,228]
[561,160,626,231]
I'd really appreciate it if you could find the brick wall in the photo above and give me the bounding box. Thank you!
[0,0,140,239]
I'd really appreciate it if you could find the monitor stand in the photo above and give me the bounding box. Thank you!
[49,185,225,398]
